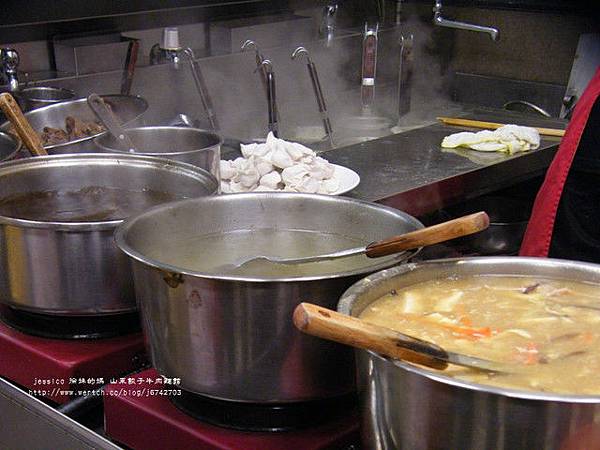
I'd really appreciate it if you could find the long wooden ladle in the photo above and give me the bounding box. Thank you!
[0,92,47,156]
[293,302,511,373]
[220,212,489,271]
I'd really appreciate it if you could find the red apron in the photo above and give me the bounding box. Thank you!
[519,68,600,257]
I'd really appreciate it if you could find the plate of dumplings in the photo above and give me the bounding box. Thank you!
[220,132,360,195]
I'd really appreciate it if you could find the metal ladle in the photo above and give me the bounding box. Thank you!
[87,93,138,153]
[293,302,511,373]
[219,212,489,271]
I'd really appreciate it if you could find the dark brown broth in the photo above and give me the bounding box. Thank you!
[0,186,182,222]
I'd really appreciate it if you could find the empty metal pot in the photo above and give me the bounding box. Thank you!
[0,154,218,316]
[15,86,76,111]
[338,257,600,450]
[115,193,423,403]
[444,196,530,255]
[94,126,222,182]
[0,94,148,155]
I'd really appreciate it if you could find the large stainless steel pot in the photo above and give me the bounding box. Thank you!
[14,86,76,111]
[0,94,148,155]
[338,257,600,450]
[0,154,218,316]
[115,193,423,403]
[94,126,222,182]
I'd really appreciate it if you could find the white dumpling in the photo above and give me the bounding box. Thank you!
[271,145,295,169]
[297,176,320,193]
[219,160,237,180]
[259,171,282,190]
[255,157,274,176]
[220,180,232,193]
[281,164,308,186]
[307,156,335,180]
[240,142,259,158]
[284,142,304,161]
[233,158,260,188]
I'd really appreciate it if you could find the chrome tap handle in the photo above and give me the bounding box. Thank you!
[1,48,20,92]
[241,39,269,97]
[182,48,219,131]
[257,60,279,137]
[292,47,335,147]
[433,0,499,41]
[320,4,338,46]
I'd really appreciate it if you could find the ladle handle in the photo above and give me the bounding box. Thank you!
[293,302,449,371]
[87,93,137,152]
[0,92,47,156]
[365,211,489,258]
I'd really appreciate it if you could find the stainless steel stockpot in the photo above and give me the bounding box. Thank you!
[337,257,600,450]
[0,94,148,154]
[115,193,424,403]
[94,126,222,182]
[14,86,76,111]
[0,154,218,316]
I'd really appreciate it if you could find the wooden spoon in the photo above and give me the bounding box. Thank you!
[0,92,47,156]
[293,302,510,373]
[220,212,489,270]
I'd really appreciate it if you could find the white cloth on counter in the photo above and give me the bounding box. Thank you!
[441,124,541,155]
[220,132,341,194]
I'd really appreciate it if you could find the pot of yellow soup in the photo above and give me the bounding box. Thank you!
[337,257,600,450]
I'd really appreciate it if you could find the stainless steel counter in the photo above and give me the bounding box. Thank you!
[323,109,565,216]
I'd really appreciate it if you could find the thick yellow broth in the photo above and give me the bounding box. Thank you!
[359,275,600,395]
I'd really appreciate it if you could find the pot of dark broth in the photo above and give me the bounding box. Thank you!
[337,257,600,450]
[0,154,218,317]
[115,193,424,403]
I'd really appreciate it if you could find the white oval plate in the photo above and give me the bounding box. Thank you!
[331,164,360,195]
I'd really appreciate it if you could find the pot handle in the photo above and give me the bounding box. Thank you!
[293,302,449,370]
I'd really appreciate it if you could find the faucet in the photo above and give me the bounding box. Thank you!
[0,48,20,92]
[319,3,339,46]
[257,60,279,137]
[291,46,335,147]
[242,40,279,137]
[433,0,499,41]
[150,28,219,131]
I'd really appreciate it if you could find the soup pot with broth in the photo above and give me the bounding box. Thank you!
[115,193,424,403]
[337,257,600,450]
[0,154,218,317]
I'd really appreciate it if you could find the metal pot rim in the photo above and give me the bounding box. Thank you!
[338,256,600,403]
[115,192,423,283]
[0,153,218,231]
[15,86,76,103]
[93,126,223,156]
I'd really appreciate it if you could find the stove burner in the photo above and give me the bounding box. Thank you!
[170,389,357,432]
[0,305,140,339]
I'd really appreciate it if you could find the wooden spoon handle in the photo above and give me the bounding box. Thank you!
[365,211,489,258]
[293,302,449,370]
[0,92,47,156]
[437,116,565,137]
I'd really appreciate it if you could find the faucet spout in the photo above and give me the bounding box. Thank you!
[433,1,499,41]
[1,48,20,92]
